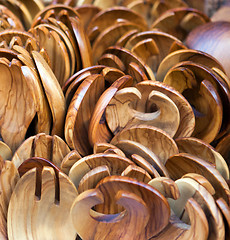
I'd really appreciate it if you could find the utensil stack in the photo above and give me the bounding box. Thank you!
[0,0,229,239]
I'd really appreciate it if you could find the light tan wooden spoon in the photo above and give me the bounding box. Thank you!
[32,51,66,137]
[111,124,179,164]
[12,133,70,169]
[7,167,78,240]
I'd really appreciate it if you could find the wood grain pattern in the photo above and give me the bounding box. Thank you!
[216,133,230,169]
[70,16,93,68]
[105,87,180,137]
[163,63,224,143]
[18,157,61,178]
[0,160,19,239]
[86,6,147,43]
[21,65,52,135]
[156,49,225,82]
[148,177,180,199]
[176,137,229,180]
[111,124,179,164]
[182,173,215,196]
[88,75,133,146]
[32,51,66,137]
[131,154,160,178]
[125,30,187,73]
[65,74,105,155]
[29,25,71,86]
[78,165,110,193]
[168,178,224,240]
[0,141,12,160]
[93,142,126,157]
[92,22,142,64]
[99,46,155,81]
[114,140,169,177]
[121,165,152,183]
[61,150,81,175]
[12,133,70,168]
[216,198,230,239]
[127,0,187,26]
[151,7,209,41]
[165,153,230,203]
[69,153,134,189]
[0,60,36,152]
[75,5,101,30]
[150,198,209,240]
[136,81,195,138]
[7,167,78,240]
[71,176,170,239]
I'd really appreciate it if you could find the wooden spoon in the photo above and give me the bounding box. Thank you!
[71,175,170,239]
[125,30,187,73]
[151,7,210,41]
[136,81,195,138]
[12,133,70,169]
[156,49,225,82]
[88,75,133,146]
[86,6,147,43]
[168,177,224,240]
[121,165,152,183]
[148,177,180,199]
[0,59,36,152]
[114,140,169,177]
[0,141,12,160]
[150,198,209,240]
[165,153,230,203]
[32,51,66,137]
[92,22,142,64]
[111,124,179,165]
[69,153,134,189]
[65,74,105,155]
[78,165,110,194]
[60,150,81,175]
[176,137,229,180]
[105,86,180,137]
[21,65,52,135]
[0,159,19,239]
[93,142,126,157]
[7,167,78,240]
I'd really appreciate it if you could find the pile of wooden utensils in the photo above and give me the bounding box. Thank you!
[0,0,230,239]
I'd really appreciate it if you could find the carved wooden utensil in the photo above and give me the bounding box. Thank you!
[136,81,195,138]
[111,124,179,164]
[71,176,170,240]
[114,140,169,177]
[186,21,230,79]
[7,166,78,240]
[65,74,105,155]
[68,153,134,189]
[0,58,36,152]
[0,158,19,239]
[166,153,230,203]
[124,30,187,74]
[86,6,147,44]
[105,86,180,137]
[149,177,209,240]
[12,133,70,168]
[176,137,229,180]
[151,7,210,41]
[156,49,225,82]
[163,61,229,143]
[168,177,224,240]
[88,75,133,146]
